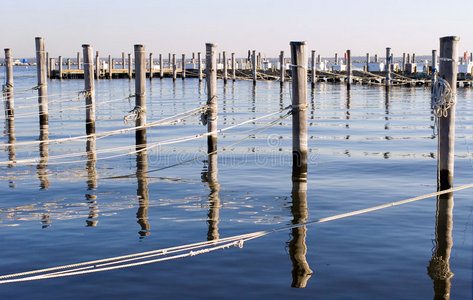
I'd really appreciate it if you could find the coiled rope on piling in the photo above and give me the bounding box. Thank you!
[1,182,472,284]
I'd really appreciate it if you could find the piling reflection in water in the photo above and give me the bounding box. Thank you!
[5,115,16,170]
[202,150,220,241]
[85,134,98,226]
[428,192,454,299]
[136,149,150,238]
[288,162,313,288]
[37,115,49,190]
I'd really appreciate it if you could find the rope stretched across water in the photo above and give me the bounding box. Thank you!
[1,182,471,284]
[0,106,291,166]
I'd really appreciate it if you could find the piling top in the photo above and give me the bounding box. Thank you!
[205,43,216,47]
[440,36,460,42]
[290,41,307,46]
[82,44,91,47]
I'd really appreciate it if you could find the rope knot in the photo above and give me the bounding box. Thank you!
[124,106,143,125]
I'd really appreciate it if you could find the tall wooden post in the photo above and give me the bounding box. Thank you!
[386,47,391,88]
[128,53,132,79]
[67,58,71,70]
[134,45,147,148]
[252,50,257,84]
[431,49,438,88]
[437,36,459,190]
[95,51,100,79]
[108,55,112,79]
[181,54,186,79]
[402,53,406,72]
[168,53,171,68]
[290,41,308,176]
[223,51,228,83]
[83,44,96,135]
[35,37,48,124]
[159,54,164,79]
[4,48,14,118]
[58,56,63,79]
[77,51,81,69]
[231,52,236,81]
[280,50,285,83]
[412,53,416,63]
[198,52,203,81]
[311,50,316,86]
[346,49,352,89]
[122,52,126,70]
[375,54,378,63]
[206,43,217,153]
[149,52,153,80]
[366,53,370,71]
[172,54,177,81]
[334,53,338,65]
[46,52,50,78]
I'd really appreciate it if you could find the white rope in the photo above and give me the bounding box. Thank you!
[0,106,289,166]
[1,182,472,284]
[0,105,207,148]
[431,77,456,117]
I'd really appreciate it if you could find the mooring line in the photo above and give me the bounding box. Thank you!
[1,182,472,284]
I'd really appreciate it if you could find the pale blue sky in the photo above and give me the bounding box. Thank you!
[1,0,472,58]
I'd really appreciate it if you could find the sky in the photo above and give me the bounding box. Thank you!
[1,0,473,59]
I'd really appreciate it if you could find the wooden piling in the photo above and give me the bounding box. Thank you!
[346,49,351,89]
[95,51,100,79]
[4,48,14,117]
[280,51,285,83]
[128,53,132,79]
[206,43,217,153]
[311,50,316,86]
[432,49,437,88]
[172,54,177,81]
[366,53,369,71]
[386,47,391,88]
[108,55,112,79]
[58,56,63,79]
[168,53,171,68]
[223,51,228,83]
[252,50,257,84]
[77,52,81,69]
[231,52,236,81]
[437,36,459,190]
[290,41,308,176]
[35,37,48,123]
[402,53,406,72]
[181,54,186,79]
[159,53,164,79]
[82,44,95,135]
[122,52,126,69]
[67,58,71,70]
[46,52,50,78]
[134,44,147,148]
[198,52,203,82]
[412,53,416,63]
[149,53,153,80]
[334,53,338,65]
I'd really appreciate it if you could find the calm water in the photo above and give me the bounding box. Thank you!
[0,66,472,299]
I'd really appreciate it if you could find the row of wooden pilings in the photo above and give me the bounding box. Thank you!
[2,37,458,290]
[0,38,458,192]
[2,36,459,196]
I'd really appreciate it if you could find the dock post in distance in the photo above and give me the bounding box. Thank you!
[346,49,351,89]
[386,47,391,88]
[205,43,218,154]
